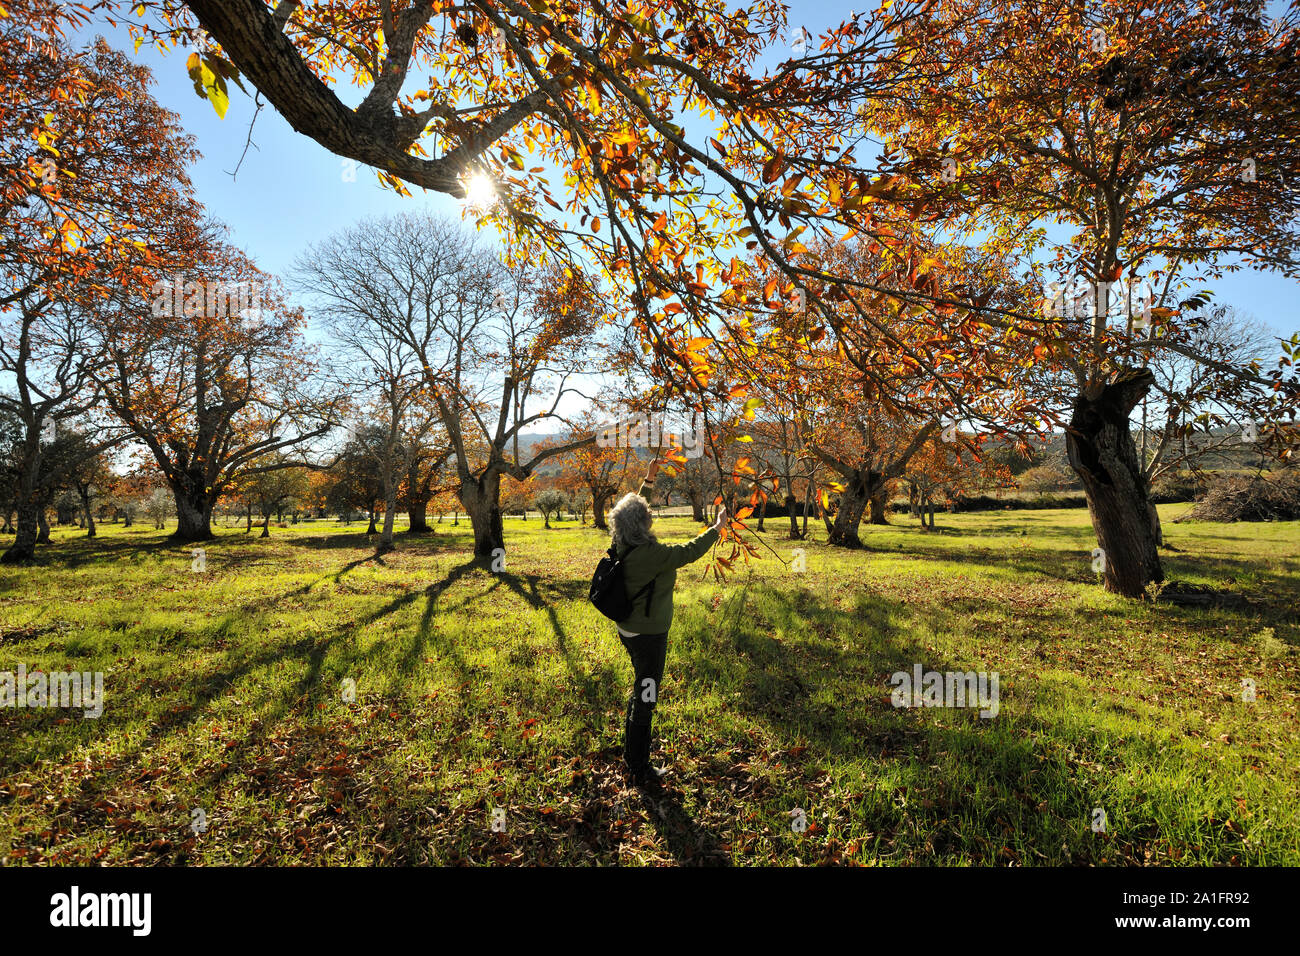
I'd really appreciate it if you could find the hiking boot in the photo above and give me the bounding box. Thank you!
[624,720,667,790]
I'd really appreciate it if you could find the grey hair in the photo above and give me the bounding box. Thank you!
[609,492,657,553]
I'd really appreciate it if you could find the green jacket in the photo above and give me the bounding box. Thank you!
[615,524,718,635]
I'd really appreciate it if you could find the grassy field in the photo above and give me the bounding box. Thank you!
[1,505,1297,866]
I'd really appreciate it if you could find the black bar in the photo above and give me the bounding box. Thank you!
[0,866,1288,943]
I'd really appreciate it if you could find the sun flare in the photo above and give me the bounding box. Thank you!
[461,172,497,212]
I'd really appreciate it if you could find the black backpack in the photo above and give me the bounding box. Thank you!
[589,544,655,622]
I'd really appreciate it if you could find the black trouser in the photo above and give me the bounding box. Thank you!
[619,632,668,726]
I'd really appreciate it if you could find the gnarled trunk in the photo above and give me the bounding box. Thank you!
[407,498,431,533]
[867,480,889,525]
[36,507,51,544]
[2,497,40,563]
[827,471,871,548]
[592,492,610,531]
[784,494,801,539]
[172,487,216,542]
[1066,370,1163,598]
[459,472,504,558]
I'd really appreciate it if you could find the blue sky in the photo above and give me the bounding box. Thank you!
[75,2,1299,344]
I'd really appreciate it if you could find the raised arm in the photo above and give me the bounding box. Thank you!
[659,526,721,571]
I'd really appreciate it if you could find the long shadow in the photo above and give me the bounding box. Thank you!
[16,534,177,573]
[275,531,472,554]
[1,556,492,775]
[836,533,1300,616]
[400,560,484,691]
[493,570,621,727]
[12,524,1282,866]
[671,581,1203,864]
[639,787,732,866]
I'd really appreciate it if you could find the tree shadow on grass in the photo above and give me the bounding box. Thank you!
[17,527,1268,865]
[275,530,471,555]
[669,579,1262,864]
[637,786,732,866]
[839,533,1300,619]
[11,533,176,574]
[491,570,622,728]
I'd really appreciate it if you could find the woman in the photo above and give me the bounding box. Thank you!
[607,482,726,790]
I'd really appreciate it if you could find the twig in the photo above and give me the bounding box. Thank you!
[225,91,265,181]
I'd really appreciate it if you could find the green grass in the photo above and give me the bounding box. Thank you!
[1,505,1298,866]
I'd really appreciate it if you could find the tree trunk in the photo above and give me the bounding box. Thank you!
[689,492,705,523]
[80,489,97,539]
[459,472,504,558]
[407,497,431,533]
[866,474,889,525]
[756,493,768,532]
[828,471,871,548]
[379,481,397,551]
[366,508,377,536]
[261,512,270,537]
[36,507,51,543]
[1066,370,1163,598]
[784,494,801,539]
[1,510,13,534]
[1148,500,1163,548]
[1,497,40,563]
[172,487,217,542]
[592,492,609,531]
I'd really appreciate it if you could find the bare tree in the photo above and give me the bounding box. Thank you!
[312,288,430,552]
[295,212,603,557]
